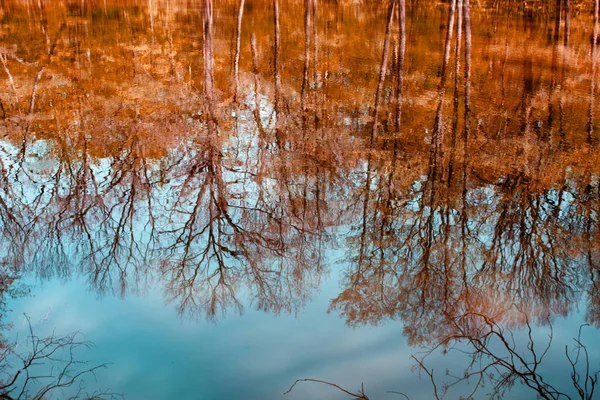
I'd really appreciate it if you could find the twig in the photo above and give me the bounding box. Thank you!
[284,378,369,399]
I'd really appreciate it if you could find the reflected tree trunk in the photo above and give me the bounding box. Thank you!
[564,0,570,46]
[558,34,567,146]
[463,0,471,151]
[166,0,178,81]
[149,0,154,45]
[589,0,599,143]
[371,0,395,144]
[554,0,562,43]
[233,0,245,103]
[0,52,20,113]
[428,0,456,199]
[548,19,560,142]
[460,0,472,307]
[395,0,405,135]
[301,0,311,118]
[251,34,267,143]
[273,0,284,148]
[448,0,462,184]
[312,0,320,127]
[388,0,406,183]
[273,0,282,109]
[203,0,214,106]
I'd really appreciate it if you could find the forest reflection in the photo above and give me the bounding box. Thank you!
[0,0,600,397]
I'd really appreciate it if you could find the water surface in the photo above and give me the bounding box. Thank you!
[0,0,600,399]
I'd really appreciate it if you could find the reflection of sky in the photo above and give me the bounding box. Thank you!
[2,131,600,397]
[5,262,600,400]
[1,132,600,398]
[5,270,414,400]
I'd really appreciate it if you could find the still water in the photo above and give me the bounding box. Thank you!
[0,0,600,398]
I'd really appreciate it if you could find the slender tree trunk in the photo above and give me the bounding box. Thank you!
[462,0,471,179]
[564,0,570,46]
[429,0,456,191]
[149,0,154,45]
[203,0,216,135]
[588,0,599,143]
[166,0,177,80]
[312,0,320,128]
[233,0,245,102]
[273,0,284,147]
[554,0,562,43]
[0,53,21,113]
[203,0,214,98]
[395,0,406,134]
[448,0,463,184]
[251,34,267,145]
[273,0,282,112]
[372,0,396,144]
[312,0,319,92]
[301,0,311,116]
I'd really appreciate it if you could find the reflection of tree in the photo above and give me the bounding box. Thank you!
[0,0,345,323]
[327,0,600,365]
[332,119,600,340]
[156,0,327,320]
[0,152,26,270]
[0,316,120,400]
[331,0,464,331]
[413,310,599,400]
[23,126,157,297]
[0,263,115,399]
[289,317,599,399]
